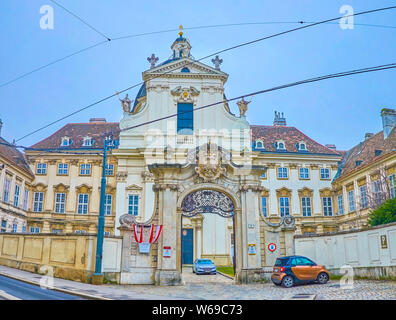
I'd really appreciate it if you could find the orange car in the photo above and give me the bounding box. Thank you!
[271,255,330,288]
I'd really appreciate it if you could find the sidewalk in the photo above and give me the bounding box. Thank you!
[0,265,176,300]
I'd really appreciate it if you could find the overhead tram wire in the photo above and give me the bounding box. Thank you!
[4,62,396,154]
[2,11,396,89]
[13,5,396,142]
[49,0,111,41]
[115,63,396,134]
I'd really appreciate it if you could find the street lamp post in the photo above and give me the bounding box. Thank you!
[92,134,117,284]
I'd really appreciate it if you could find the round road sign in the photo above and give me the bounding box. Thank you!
[268,243,277,252]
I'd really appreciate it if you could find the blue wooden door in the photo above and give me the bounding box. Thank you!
[182,228,194,264]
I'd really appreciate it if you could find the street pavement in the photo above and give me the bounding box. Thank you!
[0,265,395,300]
[0,275,83,300]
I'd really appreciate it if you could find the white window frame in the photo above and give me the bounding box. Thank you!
[277,141,286,150]
[320,168,330,179]
[33,192,44,212]
[105,164,114,176]
[128,194,139,216]
[256,140,264,149]
[279,197,290,216]
[23,189,29,210]
[389,174,396,198]
[299,167,309,179]
[30,227,40,234]
[3,178,10,203]
[360,185,368,209]
[277,167,288,179]
[80,164,91,175]
[261,196,267,217]
[36,163,47,174]
[61,137,70,146]
[299,142,307,151]
[13,184,20,207]
[337,194,344,215]
[12,224,17,233]
[82,137,93,147]
[55,192,66,213]
[57,163,69,175]
[301,197,312,216]
[104,194,112,215]
[348,190,355,212]
[77,193,89,214]
[323,197,333,216]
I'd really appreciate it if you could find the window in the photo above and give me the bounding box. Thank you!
[52,229,62,234]
[360,185,368,209]
[279,197,290,216]
[299,142,307,151]
[299,167,309,179]
[104,231,110,236]
[390,174,396,198]
[256,140,264,149]
[55,193,66,213]
[104,194,112,215]
[301,197,312,216]
[77,194,89,214]
[277,141,285,150]
[260,172,266,179]
[12,224,17,233]
[36,163,47,174]
[33,192,44,212]
[14,184,20,207]
[373,180,382,204]
[23,189,29,210]
[338,195,344,215]
[323,197,333,216]
[277,167,288,179]
[22,225,26,233]
[58,163,69,175]
[128,195,139,216]
[29,227,40,234]
[177,103,193,135]
[105,164,114,176]
[1,220,7,233]
[3,178,10,203]
[61,137,71,146]
[348,190,355,212]
[80,164,91,175]
[261,197,267,217]
[83,137,93,147]
[320,168,330,179]
[181,67,190,73]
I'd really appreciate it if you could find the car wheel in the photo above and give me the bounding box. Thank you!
[281,275,294,288]
[317,272,329,284]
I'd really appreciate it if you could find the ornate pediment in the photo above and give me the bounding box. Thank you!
[125,184,143,191]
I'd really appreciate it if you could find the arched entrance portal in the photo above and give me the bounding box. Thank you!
[180,189,237,277]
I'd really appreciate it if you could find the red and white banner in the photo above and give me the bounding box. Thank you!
[132,224,163,244]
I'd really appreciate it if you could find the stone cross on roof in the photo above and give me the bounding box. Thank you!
[211,55,223,70]
[147,53,159,69]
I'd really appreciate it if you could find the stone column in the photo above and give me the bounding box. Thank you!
[154,184,181,286]
[114,171,127,235]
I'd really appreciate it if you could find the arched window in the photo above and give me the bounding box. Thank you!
[256,140,263,149]
[277,141,285,150]
[181,67,190,73]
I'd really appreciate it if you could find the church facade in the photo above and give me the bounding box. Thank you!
[2,30,394,284]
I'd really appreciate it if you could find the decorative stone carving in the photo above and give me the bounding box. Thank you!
[153,184,180,192]
[171,86,200,101]
[116,171,128,182]
[193,143,227,182]
[147,53,159,69]
[211,55,223,70]
[239,184,266,192]
[141,171,155,182]
[125,184,143,191]
[237,97,250,117]
[118,93,132,113]
[263,215,295,228]
[119,213,152,229]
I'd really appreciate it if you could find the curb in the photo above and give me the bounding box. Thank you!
[0,271,111,300]
[217,271,235,280]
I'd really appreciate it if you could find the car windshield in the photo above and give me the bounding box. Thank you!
[197,260,213,264]
[275,257,289,266]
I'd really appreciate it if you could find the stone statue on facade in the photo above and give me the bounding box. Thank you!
[237,97,250,117]
[118,93,132,113]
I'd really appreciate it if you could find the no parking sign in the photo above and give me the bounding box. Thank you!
[267,243,277,252]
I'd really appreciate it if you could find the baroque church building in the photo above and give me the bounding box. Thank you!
[2,31,394,283]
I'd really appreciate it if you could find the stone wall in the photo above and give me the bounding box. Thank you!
[294,222,396,280]
[0,233,122,283]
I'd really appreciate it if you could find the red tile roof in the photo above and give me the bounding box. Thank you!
[250,125,342,156]
[0,137,34,177]
[30,122,120,150]
[335,128,396,179]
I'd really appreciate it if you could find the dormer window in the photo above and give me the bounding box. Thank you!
[61,137,71,147]
[276,141,286,150]
[82,137,93,147]
[181,67,190,73]
[256,140,264,149]
[299,142,307,151]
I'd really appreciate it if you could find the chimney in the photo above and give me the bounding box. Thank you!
[365,133,374,140]
[325,144,336,150]
[0,119,2,137]
[89,118,106,123]
[273,111,287,126]
[381,108,396,139]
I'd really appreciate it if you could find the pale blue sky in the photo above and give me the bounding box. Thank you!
[0,0,395,150]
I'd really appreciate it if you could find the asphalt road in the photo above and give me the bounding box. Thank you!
[0,275,84,300]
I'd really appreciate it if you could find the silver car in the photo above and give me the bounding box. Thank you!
[192,259,217,274]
